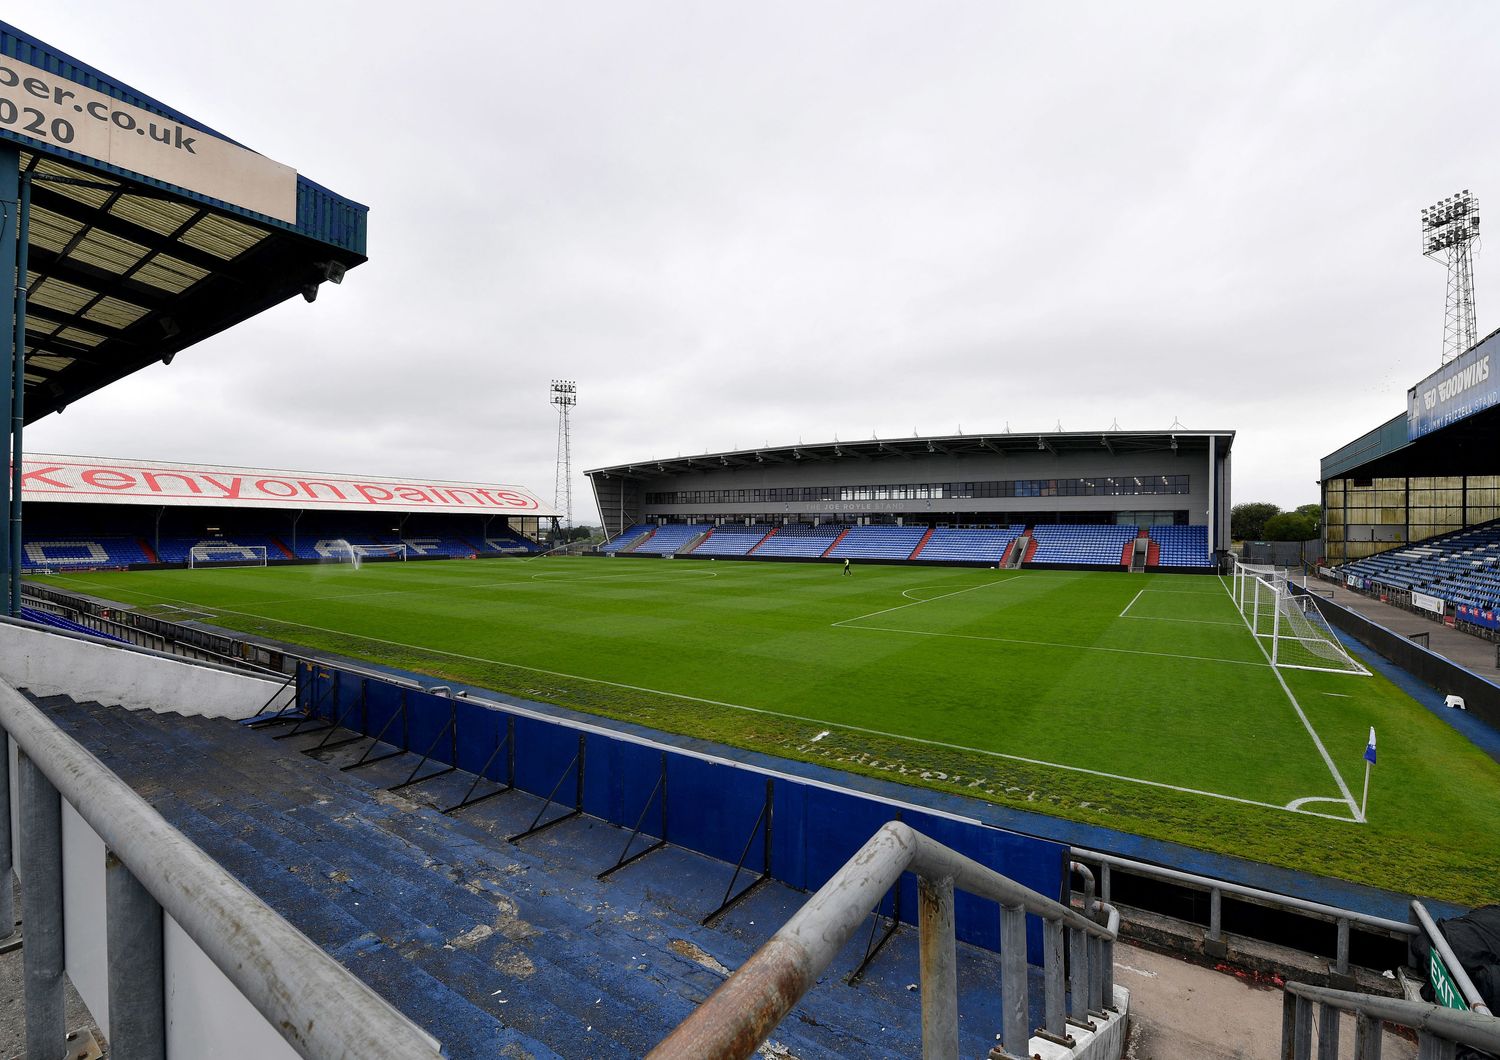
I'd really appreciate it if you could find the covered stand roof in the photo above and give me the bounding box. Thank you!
[587,429,1234,480]
[20,453,556,518]
[0,22,368,421]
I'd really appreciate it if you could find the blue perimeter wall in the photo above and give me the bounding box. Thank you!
[301,663,1068,963]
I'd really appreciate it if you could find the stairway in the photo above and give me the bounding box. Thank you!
[27,693,1034,1058]
[1004,534,1032,569]
[908,526,935,560]
[820,527,850,558]
[621,528,655,554]
[746,526,777,554]
[1129,535,1149,573]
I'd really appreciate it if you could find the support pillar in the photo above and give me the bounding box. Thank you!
[18,749,64,1059]
[9,162,26,616]
[107,850,165,1060]
[0,144,16,613]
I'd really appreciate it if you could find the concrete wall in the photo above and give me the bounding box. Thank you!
[0,623,293,719]
[1031,985,1130,1060]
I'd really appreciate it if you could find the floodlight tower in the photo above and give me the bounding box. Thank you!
[1421,190,1481,364]
[550,380,577,529]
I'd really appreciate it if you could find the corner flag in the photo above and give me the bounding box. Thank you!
[1360,727,1376,821]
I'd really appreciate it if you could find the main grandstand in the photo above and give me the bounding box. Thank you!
[1322,326,1500,641]
[588,429,1231,572]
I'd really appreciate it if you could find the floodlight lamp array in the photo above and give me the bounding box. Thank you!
[549,379,578,407]
[1421,190,1480,256]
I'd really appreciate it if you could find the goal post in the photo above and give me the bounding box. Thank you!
[1230,559,1367,675]
[352,543,407,564]
[319,539,407,570]
[187,544,268,569]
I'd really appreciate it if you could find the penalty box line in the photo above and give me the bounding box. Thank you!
[1220,573,1363,821]
[1119,587,1243,626]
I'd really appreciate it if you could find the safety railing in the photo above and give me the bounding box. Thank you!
[0,680,443,1060]
[1281,981,1500,1060]
[1070,845,1417,974]
[1411,900,1492,1016]
[20,587,282,676]
[648,821,1119,1060]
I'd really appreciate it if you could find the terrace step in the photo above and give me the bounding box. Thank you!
[909,526,935,559]
[29,694,1013,1058]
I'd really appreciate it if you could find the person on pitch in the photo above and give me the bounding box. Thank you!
[842,557,852,576]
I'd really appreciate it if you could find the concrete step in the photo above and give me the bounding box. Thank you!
[30,694,1040,1057]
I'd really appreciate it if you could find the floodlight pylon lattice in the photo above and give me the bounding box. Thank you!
[550,380,577,528]
[1421,190,1481,364]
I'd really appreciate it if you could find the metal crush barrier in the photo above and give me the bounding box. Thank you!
[1280,981,1500,1059]
[648,821,1119,1060]
[0,681,442,1060]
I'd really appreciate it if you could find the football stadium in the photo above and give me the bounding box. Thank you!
[0,16,1498,1060]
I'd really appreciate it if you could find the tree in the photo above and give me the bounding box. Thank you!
[1231,502,1281,541]
[1294,503,1322,534]
[1262,512,1318,541]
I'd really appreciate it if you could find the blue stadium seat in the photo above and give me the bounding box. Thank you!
[1342,520,1500,609]
[21,536,152,568]
[827,526,928,561]
[691,526,774,556]
[753,525,845,558]
[1148,526,1213,567]
[1029,525,1137,567]
[915,525,1025,564]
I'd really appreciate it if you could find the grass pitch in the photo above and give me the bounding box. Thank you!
[45,558,1500,904]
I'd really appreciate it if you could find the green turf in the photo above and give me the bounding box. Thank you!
[41,558,1500,905]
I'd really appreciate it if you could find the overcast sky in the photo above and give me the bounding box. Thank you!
[12,2,1500,518]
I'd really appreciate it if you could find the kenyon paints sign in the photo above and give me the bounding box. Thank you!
[19,455,553,516]
[0,55,296,223]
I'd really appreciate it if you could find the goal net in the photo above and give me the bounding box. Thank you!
[188,544,268,569]
[1231,562,1367,675]
[323,540,407,570]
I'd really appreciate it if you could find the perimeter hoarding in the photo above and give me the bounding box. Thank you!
[19,454,556,518]
[1407,333,1500,440]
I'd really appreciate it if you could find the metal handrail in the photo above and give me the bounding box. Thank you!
[649,820,1118,1060]
[1282,981,1500,1058]
[0,682,442,1060]
[11,599,285,679]
[1070,845,1416,973]
[1412,900,1493,1016]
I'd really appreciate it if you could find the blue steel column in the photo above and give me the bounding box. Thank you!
[0,144,15,612]
[9,168,27,617]
[0,731,12,941]
[18,748,64,1058]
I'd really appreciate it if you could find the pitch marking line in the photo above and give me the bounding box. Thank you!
[47,576,1352,822]
[834,576,1021,626]
[1119,588,1242,626]
[164,565,726,611]
[1221,574,1362,821]
[838,623,1271,667]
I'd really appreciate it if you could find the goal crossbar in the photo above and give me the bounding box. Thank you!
[1231,561,1367,675]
